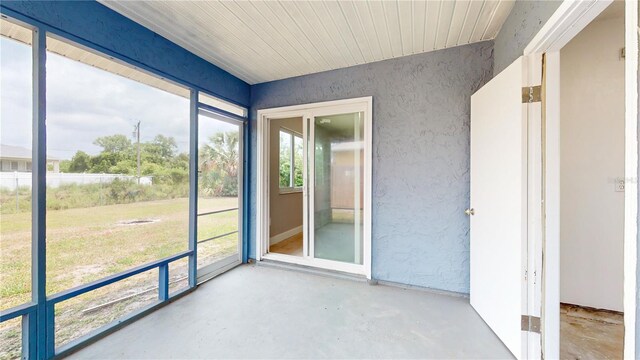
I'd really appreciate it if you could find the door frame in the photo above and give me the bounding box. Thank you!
[256,97,373,278]
[523,0,638,358]
[196,108,244,283]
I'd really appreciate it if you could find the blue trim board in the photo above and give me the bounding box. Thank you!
[25,311,37,359]
[198,103,248,123]
[188,90,199,288]
[0,1,250,107]
[32,24,47,360]
[0,303,37,323]
[158,264,170,301]
[47,251,192,304]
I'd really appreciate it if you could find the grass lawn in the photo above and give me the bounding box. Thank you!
[0,196,239,358]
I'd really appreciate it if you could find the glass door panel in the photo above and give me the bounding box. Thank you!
[196,112,242,273]
[311,112,364,264]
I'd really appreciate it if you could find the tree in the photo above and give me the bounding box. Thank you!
[142,135,177,165]
[279,133,303,188]
[293,136,303,187]
[89,152,128,174]
[93,134,133,154]
[66,151,91,173]
[199,131,239,196]
[62,133,189,187]
[279,132,291,187]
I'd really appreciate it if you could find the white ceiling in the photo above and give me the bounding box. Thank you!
[100,1,515,85]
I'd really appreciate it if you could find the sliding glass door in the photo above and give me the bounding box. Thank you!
[308,111,364,265]
[258,98,371,277]
[196,110,243,280]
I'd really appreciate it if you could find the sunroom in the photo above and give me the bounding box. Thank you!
[0,1,638,359]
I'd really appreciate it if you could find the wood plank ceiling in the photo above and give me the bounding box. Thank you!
[100,1,515,85]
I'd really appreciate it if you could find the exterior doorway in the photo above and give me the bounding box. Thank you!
[256,97,372,278]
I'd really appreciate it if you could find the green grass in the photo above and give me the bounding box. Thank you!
[0,196,239,355]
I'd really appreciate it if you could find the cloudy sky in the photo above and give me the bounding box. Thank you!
[1,36,237,161]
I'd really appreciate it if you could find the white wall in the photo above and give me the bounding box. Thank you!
[0,172,152,190]
[560,13,625,311]
[269,117,303,243]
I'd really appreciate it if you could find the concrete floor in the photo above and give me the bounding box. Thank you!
[560,303,624,359]
[69,264,513,359]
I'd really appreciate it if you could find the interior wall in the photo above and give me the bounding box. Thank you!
[493,0,562,76]
[0,1,250,106]
[250,41,493,293]
[560,13,625,312]
[269,117,303,243]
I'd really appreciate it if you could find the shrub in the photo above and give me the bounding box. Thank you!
[0,177,191,215]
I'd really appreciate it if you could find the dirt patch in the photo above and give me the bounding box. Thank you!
[54,264,105,284]
[117,218,160,226]
[560,303,623,359]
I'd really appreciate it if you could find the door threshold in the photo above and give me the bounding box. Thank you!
[261,252,367,277]
[197,255,242,285]
[257,258,368,283]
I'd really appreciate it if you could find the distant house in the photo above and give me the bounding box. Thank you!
[0,144,60,173]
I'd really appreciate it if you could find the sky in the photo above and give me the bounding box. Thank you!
[0,35,237,161]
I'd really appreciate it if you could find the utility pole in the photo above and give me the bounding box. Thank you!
[133,120,141,184]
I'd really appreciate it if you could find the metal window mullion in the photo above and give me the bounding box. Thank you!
[290,133,295,187]
[308,117,316,259]
[242,120,249,263]
[23,312,37,360]
[188,90,198,288]
[31,26,48,360]
[237,121,244,262]
[45,304,54,358]
[197,230,239,245]
[158,264,169,301]
[197,207,238,217]
[354,113,362,265]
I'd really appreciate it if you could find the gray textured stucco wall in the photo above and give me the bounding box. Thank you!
[493,0,562,76]
[250,41,493,294]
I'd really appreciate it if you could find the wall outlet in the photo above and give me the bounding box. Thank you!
[615,178,625,192]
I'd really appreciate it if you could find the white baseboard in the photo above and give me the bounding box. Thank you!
[270,225,303,245]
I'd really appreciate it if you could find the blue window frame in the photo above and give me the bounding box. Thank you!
[0,11,249,359]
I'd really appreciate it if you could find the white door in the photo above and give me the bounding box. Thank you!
[469,56,528,359]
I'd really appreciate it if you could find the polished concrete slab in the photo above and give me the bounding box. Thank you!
[69,264,513,359]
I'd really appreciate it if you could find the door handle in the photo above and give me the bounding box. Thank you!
[465,208,475,216]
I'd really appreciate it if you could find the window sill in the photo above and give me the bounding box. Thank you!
[279,187,303,195]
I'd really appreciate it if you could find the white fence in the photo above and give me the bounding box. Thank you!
[0,172,152,190]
